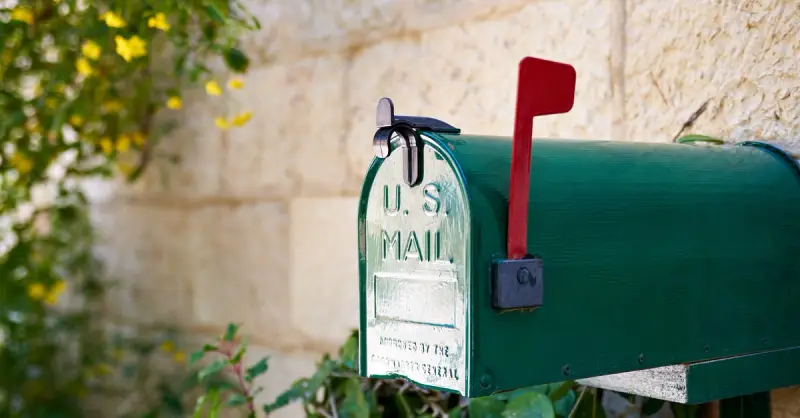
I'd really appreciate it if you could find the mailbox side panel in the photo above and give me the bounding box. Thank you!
[434,133,800,397]
[357,134,473,395]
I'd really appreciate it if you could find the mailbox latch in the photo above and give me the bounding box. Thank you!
[372,97,460,187]
[492,257,544,310]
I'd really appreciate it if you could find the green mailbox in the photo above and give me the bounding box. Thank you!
[357,56,800,404]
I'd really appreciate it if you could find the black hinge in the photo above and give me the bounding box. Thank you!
[372,98,460,187]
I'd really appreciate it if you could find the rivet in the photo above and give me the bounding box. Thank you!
[637,354,645,364]
[704,345,710,353]
[562,365,572,376]
[479,374,493,389]
[517,268,530,284]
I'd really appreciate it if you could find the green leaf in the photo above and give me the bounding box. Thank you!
[208,389,222,418]
[469,396,506,418]
[194,389,212,418]
[448,406,464,418]
[223,47,250,73]
[226,392,248,407]
[199,359,227,381]
[552,389,576,417]
[492,385,548,402]
[547,381,574,402]
[263,378,307,413]
[502,391,555,418]
[251,15,262,30]
[231,346,246,364]
[224,323,239,342]
[245,356,269,382]
[204,4,227,23]
[340,330,358,369]
[190,344,218,366]
[338,378,369,418]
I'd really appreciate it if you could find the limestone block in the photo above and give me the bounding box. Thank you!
[625,0,800,144]
[220,55,350,198]
[239,0,534,65]
[289,197,359,347]
[91,204,194,325]
[190,202,295,340]
[344,0,614,178]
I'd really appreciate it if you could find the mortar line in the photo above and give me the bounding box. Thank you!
[610,0,627,141]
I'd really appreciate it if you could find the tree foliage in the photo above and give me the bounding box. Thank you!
[0,0,259,416]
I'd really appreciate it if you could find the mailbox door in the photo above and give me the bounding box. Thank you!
[358,133,471,395]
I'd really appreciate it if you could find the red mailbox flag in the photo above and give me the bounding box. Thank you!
[507,57,576,260]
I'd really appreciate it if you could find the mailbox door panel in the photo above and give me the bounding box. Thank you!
[433,133,800,397]
[358,135,472,395]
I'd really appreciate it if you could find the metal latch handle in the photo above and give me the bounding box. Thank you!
[506,57,576,259]
[372,98,460,187]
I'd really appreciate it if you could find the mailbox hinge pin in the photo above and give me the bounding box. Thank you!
[372,97,460,187]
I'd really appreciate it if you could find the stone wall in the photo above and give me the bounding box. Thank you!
[86,0,800,416]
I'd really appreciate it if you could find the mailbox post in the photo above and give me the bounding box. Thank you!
[357,56,800,405]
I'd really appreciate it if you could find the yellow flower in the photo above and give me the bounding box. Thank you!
[116,162,136,176]
[114,35,147,62]
[10,152,33,174]
[172,351,186,364]
[116,134,131,152]
[231,111,253,127]
[147,13,170,31]
[28,283,47,300]
[100,11,126,28]
[45,98,57,109]
[214,117,229,130]
[76,57,94,76]
[95,363,113,376]
[11,7,34,25]
[81,40,101,60]
[205,80,222,96]
[227,78,244,90]
[160,340,175,353]
[166,96,182,110]
[99,137,114,154]
[54,83,66,93]
[69,115,84,126]
[131,132,146,146]
[103,100,123,113]
[44,280,66,306]
[25,119,39,133]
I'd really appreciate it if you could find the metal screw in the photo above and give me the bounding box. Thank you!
[517,268,530,284]
[479,374,493,389]
[637,354,645,364]
[562,365,572,376]
[704,345,710,353]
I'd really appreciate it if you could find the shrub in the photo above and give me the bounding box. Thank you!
[0,1,258,416]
